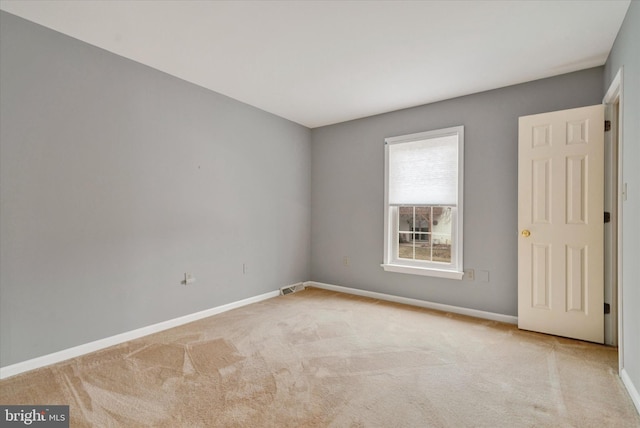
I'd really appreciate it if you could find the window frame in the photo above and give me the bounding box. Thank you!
[382,126,464,280]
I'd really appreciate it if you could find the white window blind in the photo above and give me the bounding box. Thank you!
[387,134,458,206]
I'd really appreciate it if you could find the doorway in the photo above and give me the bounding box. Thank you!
[603,68,623,372]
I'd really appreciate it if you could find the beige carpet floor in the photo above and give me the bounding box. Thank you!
[1,286,639,427]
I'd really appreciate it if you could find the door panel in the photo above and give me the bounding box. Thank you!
[518,104,604,343]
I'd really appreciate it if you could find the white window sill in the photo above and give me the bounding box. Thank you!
[381,263,464,280]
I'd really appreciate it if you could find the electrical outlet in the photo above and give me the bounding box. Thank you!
[464,268,475,280]
[243,263,248,274]
[343,256,350,266]
[183,273,195,285]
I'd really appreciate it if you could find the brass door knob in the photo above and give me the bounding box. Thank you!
[521,229,531,238]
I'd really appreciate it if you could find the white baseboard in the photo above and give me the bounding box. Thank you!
[4,279,636,416]
[0,289,281,380]
[621,368,640,416]
[304,281,518,325]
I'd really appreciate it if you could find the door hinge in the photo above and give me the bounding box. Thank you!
[604,212,611,223]
[605,120,611,132]
[604,303,611,314]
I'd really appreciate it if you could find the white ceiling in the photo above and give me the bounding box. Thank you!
[0,0,630,128]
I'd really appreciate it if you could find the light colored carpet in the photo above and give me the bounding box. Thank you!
[1,287,639,427]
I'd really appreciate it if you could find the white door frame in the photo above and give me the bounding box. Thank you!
[603,67,624,371]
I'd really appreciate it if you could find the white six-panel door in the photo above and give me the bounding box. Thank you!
[518,105,604,343]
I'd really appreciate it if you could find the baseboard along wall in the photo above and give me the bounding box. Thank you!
[4,279,638,418]
[304,281,519,325]
[621,368,640,416]
[0,280,516,379]
[0,288,285,379]
[0,280,518,379]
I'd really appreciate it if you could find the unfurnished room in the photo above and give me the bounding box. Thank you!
[1,1,639,426]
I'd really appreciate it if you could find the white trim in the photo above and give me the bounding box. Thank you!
[304,281,517,324]
[603,67,624,373]
[381,263,464,280]
[621,368,640,415]
[603,68,623,103]
[0,289,281,379]
[603,104,618,346]
[384,126,463,146]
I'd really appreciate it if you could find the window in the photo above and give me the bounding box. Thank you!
[382,126,464,279]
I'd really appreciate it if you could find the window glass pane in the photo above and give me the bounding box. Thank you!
[398,207,413,233]
[415,207,430,236]
[414,238,431,261]
[432,240,451,262]
[395,206,455,263]
[432,207,452,263]
[398,233,413,259]
[432,207,452,235]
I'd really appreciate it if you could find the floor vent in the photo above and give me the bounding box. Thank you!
[280,284,305,296]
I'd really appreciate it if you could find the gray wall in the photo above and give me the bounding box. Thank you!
[0,12,311,366]
[310,67,604,317]
[605,0,640,404]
